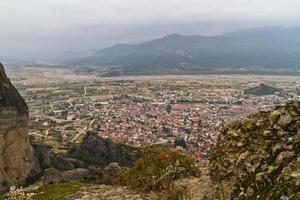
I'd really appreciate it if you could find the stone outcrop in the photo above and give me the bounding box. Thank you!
[49,154,75,171]
[0,63,39,192]
[32,143,75,171]
[63,168,91,181]
[69,131,141,166]
[244,83,279,96]
[43,168,64,185]
[100,162,122,185]
[32,143,51,170]
[209,101,300,200]
[43,168,91,185]
[174,138,188,148]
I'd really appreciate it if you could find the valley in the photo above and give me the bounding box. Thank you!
[6,66,300,160]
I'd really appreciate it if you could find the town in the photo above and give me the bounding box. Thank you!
[9,68,300,161]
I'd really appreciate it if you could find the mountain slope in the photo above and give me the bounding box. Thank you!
[71,26,300,74]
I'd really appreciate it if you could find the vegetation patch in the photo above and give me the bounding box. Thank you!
[159,185,191,200]
[33,181,89,200]
[116,148,199,192]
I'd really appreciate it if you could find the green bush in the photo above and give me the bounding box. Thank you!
[116,148,199,192]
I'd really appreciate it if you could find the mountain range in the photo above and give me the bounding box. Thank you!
[69,26,300,75]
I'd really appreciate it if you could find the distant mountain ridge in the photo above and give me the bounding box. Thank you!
[70,26,300,75]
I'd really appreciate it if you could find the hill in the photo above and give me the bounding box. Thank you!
[70,26,300,75]
[244,83,280,96]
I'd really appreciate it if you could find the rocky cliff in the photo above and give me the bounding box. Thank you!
[209,101,300,200]
[0,63,38,192]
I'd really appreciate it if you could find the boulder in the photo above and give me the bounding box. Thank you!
[63,168,91,181]
[101,163,122,185]
[43,168,64,185]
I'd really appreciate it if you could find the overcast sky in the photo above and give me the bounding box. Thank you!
[1,0,300,59]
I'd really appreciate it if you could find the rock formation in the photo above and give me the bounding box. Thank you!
[244,83,279,96]
[69,131,141,166]
[49,154,75,171]
[100,162,122,185]
[63,168,91,181]
[0,63,39,192]
[174,138,188,148]
[209,101,300,199]
[43,168,64,185]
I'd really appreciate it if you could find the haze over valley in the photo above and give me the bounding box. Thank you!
[2,1,300,200]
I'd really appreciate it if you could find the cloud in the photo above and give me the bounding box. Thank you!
[0,0,299,58]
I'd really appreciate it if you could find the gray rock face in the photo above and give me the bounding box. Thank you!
[66,158,86,168]
[209,101,300,200]
[0,63,28,116]
[63,168,91,181]
[50,154,75,171]
[43,168,64,185]
[32,143,51,169]
[0,63,39,192]
[70,132,141,166]
[101,163,122,185]
[33,143,75,171]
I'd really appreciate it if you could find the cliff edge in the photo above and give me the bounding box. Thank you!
[0,63,38,192]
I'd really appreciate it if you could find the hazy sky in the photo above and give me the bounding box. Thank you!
[1,0,300,59]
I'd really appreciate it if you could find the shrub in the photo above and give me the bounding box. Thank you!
[6,186,35,200]
[116,148,199,192]
[160,185,191,200]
